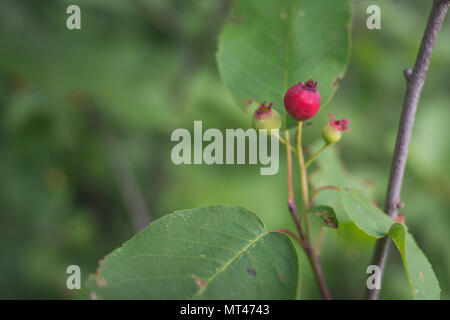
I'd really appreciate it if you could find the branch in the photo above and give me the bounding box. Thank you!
[74,95,152,233]
[287,200,331,300]
[365,0,449,300]
[101,133,152,233]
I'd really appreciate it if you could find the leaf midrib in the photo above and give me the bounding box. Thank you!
[192,231,266,299]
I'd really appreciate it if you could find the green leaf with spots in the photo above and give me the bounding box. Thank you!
[388,223,441,300]
[82,205,299,299]
[217,0,351,128]
[308,205,339,229]
[340,188,440,299]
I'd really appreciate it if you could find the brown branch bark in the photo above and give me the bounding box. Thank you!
[365,0,449,300]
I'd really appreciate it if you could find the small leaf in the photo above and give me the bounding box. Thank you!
[340,188,393,238]
[83,205,299,299]
[308,205,339,229]
[217,0,351,128]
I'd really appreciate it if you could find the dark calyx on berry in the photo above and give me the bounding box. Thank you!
[254,101,274,119]
[253,101,282,133]
[301,79,318,91]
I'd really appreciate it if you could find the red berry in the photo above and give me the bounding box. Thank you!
[284,79,321,121]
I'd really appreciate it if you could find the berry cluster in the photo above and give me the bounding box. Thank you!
[252,78,350,145]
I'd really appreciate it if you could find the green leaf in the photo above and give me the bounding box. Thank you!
[217,0,351,127]
[308,205,339,229]
[388,223,441,300]
[340,188,393,238]
[340,189,440,299]
[83,205,299,299]
[309,142,375,233]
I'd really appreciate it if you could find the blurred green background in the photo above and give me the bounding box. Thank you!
[0,0,448,299]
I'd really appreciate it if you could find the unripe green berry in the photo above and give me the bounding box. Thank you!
[322,114,350,145]
[322,122,343,145]
[253,102,282,135]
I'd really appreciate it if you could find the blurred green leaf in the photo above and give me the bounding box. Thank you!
[84,205,299,299]
[217,0,351,128]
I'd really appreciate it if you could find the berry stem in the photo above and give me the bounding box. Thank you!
[365,0,449,300]
[273,132,287,145]
[314,227,328,256]
[285,127,331,300]
[285,130,295,202]
[296,122,311,235]
[310,185,341,205]
[273,132,298,155]
[270,229,306,249]
[305,143,328,169]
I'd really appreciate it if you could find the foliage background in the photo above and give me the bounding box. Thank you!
[0,0,448,299]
